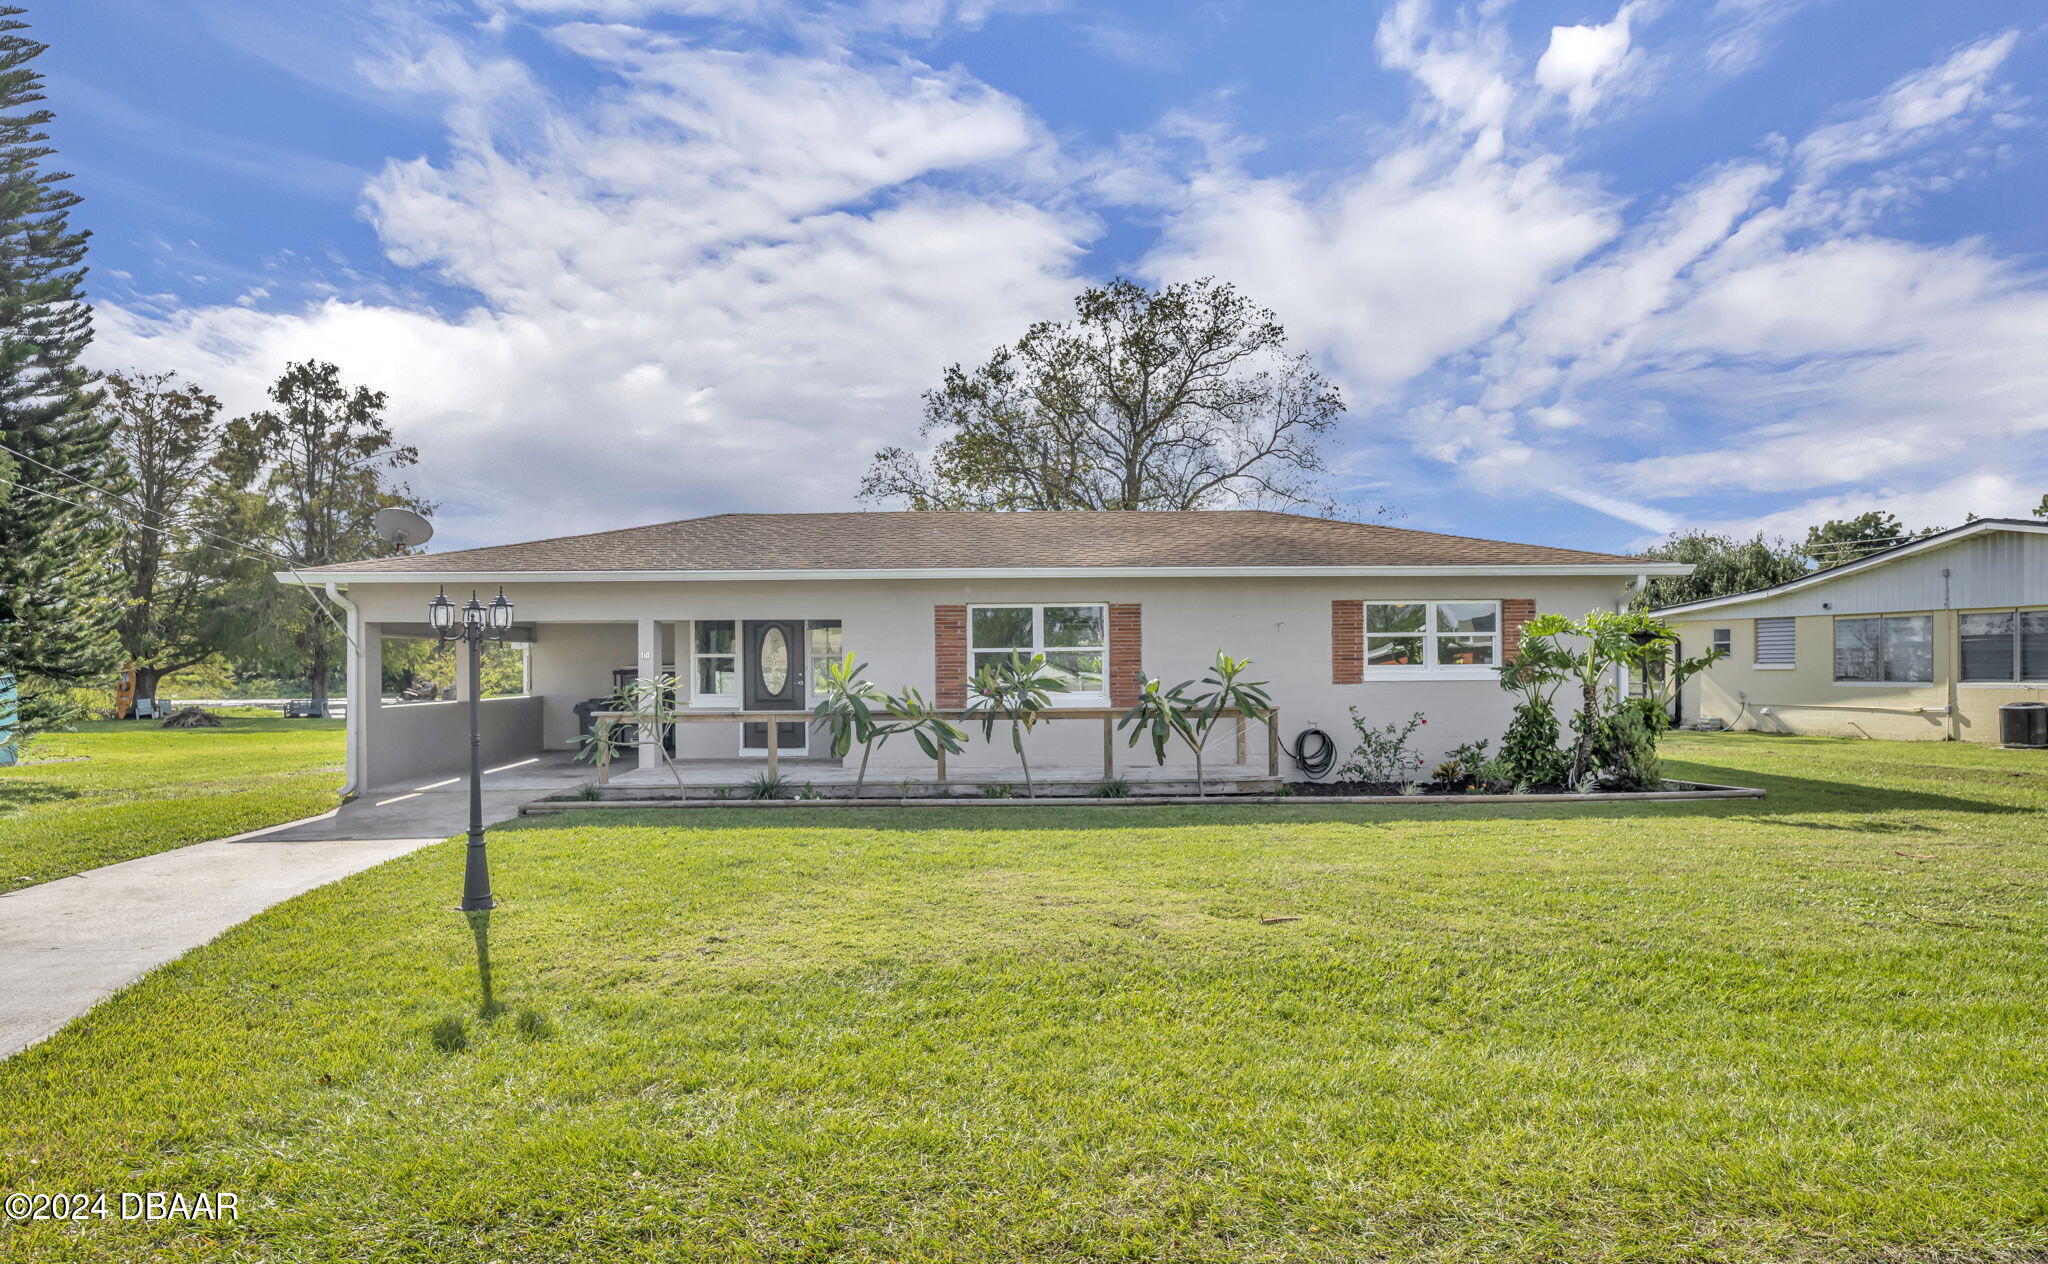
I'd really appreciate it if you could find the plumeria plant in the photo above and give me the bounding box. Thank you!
[1118,651,1273,796]
[963,652,1067,798]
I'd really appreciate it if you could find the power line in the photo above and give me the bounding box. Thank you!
[0,451,359,655]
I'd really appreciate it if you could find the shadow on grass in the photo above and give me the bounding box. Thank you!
[466,908,503,1020]
[0,783,86,810]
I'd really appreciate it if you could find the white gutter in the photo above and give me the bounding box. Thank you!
[279,562,1695,586]
[325,581,361,800]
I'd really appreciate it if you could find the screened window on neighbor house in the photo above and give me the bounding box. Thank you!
[1959,610,2048,682]
[1364,601,1499,671]
[807,620,843,694]
[1753,617,1796,666]
[969,605,1106,699]
[694,620,737,702]
[1833,615,1933,683]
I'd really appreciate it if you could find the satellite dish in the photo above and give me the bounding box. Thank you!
[373,506,435,549]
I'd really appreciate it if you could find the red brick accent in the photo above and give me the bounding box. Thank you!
[1332,599,1363,683]
[934,605,968,708]
[1108,603,1143,706]
[1501,598,1537,659]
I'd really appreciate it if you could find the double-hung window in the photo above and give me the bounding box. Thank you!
[1960,609,2048,682]
[1711,628,1732,658]
[693,620,737,705]
[1833,614,1933,683]
[969,604,1107,701]
[1363,601,1500,673]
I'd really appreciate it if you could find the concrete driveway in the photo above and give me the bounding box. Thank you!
[0,755,585,1058]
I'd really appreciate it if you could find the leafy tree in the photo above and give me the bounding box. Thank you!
[1801,511,1912,567]
[216,361,425,711]
[1639,530,1808,609]
[963,652,1067,798]
[861,277,1347,513]
[100,370,247,711]
[876,685,966,788]
[0,7,121,747]
[2034,492,2047,519]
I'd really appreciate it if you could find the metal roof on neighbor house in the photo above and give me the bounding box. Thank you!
[292,510,1671,580]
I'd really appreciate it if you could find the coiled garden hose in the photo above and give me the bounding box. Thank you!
[1288,726,1336,779]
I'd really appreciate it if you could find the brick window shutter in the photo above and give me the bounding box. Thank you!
[1108,604,1142,706]
[934,605,967,708]
[1332,599,1363,683]
[1501,599,1536,658]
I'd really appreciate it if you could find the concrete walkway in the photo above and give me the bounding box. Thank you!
[0,756,586,1059]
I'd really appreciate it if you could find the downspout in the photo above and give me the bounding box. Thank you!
[326,581,361,799]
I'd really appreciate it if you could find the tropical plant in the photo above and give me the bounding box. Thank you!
[878,685,967,792]
[1338,709,1427,785]
[963,652,1067,797]
[981,783,1014,798]
[602,673,686,795]
[1495,640,1575,788]
[1601,699,1665,791]
[742,771,790,800]
[574,716,625,785]
[1092,777,1131,798]
[809,652,885,794]
[1117,651,1273,796]
[1437,739,1491,788]
[1520,611,1676,785]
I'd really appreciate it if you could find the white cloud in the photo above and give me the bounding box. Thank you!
[1796,30,2019,179]
[1535,2,1643,119]
[96,20,1089,548]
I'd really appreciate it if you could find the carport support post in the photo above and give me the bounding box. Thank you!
[636,618,662,773]
[461,630,494,912]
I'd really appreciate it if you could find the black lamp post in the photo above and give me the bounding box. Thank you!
[431,584,514,911]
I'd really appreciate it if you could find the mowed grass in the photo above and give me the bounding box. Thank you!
[3,734,2045,1262]
[0,718,344,888]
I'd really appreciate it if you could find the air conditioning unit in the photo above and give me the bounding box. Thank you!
[2001,702,2048,748]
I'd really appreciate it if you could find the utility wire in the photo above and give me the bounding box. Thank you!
[0,445,360,655]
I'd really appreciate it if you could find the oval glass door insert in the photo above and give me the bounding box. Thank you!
[759,626,790,694]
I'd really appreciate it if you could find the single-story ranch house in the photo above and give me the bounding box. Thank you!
[291,510,1689,794]
[1657,518,2048,741]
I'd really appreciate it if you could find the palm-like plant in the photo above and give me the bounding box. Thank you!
[879,686,967,790]
[1521,611,1678,783]
[963,652,1067,798]
[1119,651,1272,795]
[604,672,687,795]
[810,652,886,794]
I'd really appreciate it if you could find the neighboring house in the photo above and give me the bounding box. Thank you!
[1656,518,2048,742]
[288,510,1683,792]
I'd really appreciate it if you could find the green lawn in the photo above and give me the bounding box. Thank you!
[3,734,2044,1262]
[0,718,344,889]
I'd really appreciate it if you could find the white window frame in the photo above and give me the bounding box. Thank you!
[966,603,1109,705]
[1832,614,1934,685]
[1360,600,1502,679]
[806,619,843,702]
[690,618,739,707]
[1710,628,1732,658]
[1958,607,2048,686]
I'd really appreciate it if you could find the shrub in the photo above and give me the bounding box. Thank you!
[1601,697,1667,791]
[1338,709,1427,784]
[981,783,1014,798]
[742,772,791,800]
[1092,777,1131,798]
[1499,699,1570,787]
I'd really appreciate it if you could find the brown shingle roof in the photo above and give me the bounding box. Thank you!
[303,510,1651,575]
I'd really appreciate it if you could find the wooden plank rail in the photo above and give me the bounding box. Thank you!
[591,706,1283,780]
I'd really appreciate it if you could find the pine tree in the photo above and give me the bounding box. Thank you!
[0,6,119,747]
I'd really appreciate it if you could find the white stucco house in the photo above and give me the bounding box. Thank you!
[288,510,1686,794]
[1657,518,2048,741]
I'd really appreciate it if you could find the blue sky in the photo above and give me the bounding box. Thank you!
[43,0,2048,552]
